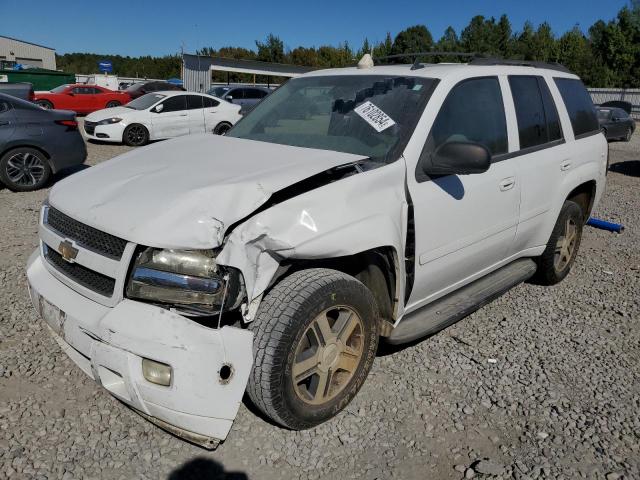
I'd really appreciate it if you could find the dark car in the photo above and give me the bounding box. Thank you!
[0,82,34,101]
[207,85,271,111]
[0,93,86,191]
[597,107,636,142]
[125,81,185,100]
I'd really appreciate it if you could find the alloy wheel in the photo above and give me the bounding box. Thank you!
[126,125,146,145]
[5,152,46,187]
[554,217,578,272]
[292,306,364,405]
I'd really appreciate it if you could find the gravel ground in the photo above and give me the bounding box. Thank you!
[0,128,639,480]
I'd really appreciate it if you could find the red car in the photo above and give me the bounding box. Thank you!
[33,84,131,114]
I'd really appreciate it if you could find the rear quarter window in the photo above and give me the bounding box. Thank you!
[554,78,599,138]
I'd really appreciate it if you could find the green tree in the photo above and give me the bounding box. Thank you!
[391,25,434,56]
[255,34,285,63]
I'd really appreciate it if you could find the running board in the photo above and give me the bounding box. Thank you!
[388,258,537,345]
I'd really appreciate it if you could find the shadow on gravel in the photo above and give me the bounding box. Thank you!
[168,457,249,480]
[609,160,640,177]
[50,164,91,185]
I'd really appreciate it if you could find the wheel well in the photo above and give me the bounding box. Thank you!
[1,144,51,160]
[271,247,398,331]
[566,180,596,222]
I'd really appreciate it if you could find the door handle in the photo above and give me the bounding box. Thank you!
[179,114,188,117]
[499,177,515,191]
[561,160,572,171]
[0,121,9,126]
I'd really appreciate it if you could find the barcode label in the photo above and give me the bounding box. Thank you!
[354,101,396,132]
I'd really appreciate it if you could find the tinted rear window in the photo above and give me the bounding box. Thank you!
[554,78,599,138]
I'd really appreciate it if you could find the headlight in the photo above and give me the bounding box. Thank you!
[126,248,243,315]
[97,117,122,125]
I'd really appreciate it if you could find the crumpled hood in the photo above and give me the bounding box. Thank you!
[85,106,132,121]
[49,134,366,249]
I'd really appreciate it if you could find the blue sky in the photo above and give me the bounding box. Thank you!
[1,0,629,57]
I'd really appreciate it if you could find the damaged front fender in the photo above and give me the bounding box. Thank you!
[216,159,409,320]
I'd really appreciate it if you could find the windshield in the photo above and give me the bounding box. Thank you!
[126,93,166,110]
[51,85,70,93]
[227,75,435,162]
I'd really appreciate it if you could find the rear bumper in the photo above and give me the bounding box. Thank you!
[49,132,87,173]
[26,249,253,447]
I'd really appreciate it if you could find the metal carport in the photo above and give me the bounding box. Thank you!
[182,54,315,92]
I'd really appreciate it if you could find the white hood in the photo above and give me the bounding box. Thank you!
[85,106,133,121]
[49,134,365,249]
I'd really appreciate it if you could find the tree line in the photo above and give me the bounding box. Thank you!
[57,2,640,88]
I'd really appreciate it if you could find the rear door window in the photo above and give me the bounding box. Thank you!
[426,77,508,156]
[509,76,562,149]
[186,95,204,110]
[554,78,599,138]
[160,95,187,112]
[202,96,220,108]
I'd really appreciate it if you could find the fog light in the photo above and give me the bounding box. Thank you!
[142,358,172,386]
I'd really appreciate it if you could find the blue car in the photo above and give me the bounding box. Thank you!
[0,93,86,191]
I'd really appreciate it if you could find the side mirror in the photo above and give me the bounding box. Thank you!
[153,104,164,113]
[68,92,75,96]
[421,141,491,176]
[612,117,621,122]
[225,95,233,102]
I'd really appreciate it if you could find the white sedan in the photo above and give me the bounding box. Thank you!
[83,91,242,146]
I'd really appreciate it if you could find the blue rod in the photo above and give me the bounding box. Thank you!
[587,217,624,233]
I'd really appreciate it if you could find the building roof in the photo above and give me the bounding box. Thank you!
[0,35,55,51]
[183,54,315,77]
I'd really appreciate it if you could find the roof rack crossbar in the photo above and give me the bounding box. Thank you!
[468,57,572,73]
[374,52,479,61]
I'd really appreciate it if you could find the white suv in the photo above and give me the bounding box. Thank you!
[26,58,608,448]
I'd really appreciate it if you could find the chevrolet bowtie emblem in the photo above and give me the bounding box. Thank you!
[58,240,79,262]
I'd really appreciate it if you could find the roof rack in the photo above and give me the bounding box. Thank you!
[468,57,572,74]
[373,52,478,70]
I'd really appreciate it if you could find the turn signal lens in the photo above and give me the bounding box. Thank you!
[142,358,172,386]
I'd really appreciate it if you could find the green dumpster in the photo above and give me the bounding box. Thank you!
[0,68,75,91]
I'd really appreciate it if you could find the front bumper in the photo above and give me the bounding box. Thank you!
[26,250,253,448]
[83,121,125,143]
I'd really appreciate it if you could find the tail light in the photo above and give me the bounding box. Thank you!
[55,119,78,130]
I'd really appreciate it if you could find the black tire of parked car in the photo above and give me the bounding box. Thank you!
[106,101,121,108]
[123,124,149,147]
[36,100,53,110]
[0,147,52,192]
[532,200,584,285]
[625,127,633,142]
[247,268,380,430]
[213,122,232,135]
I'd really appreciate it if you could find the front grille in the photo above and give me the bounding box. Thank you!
[84,121,96,135]
[45,246,115,297]
[46,207,127,259]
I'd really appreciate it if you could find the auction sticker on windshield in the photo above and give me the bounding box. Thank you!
[354,101,396,132]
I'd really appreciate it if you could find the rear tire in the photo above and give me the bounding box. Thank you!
[532,200,584,285]
[106,101,121,108]
[0,147,51,192]
[36,100,53,110]
[247,268,379,430]
[213,122,232,135]
[123,124,149,146]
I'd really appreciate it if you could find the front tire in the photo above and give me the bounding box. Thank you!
[624,127,633,142]
[36,100,53,110]
[532,200,584,285]
[213,122,232,135]
[0,147,51,192]
[247,268,379,430]
[123,124,149,146]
